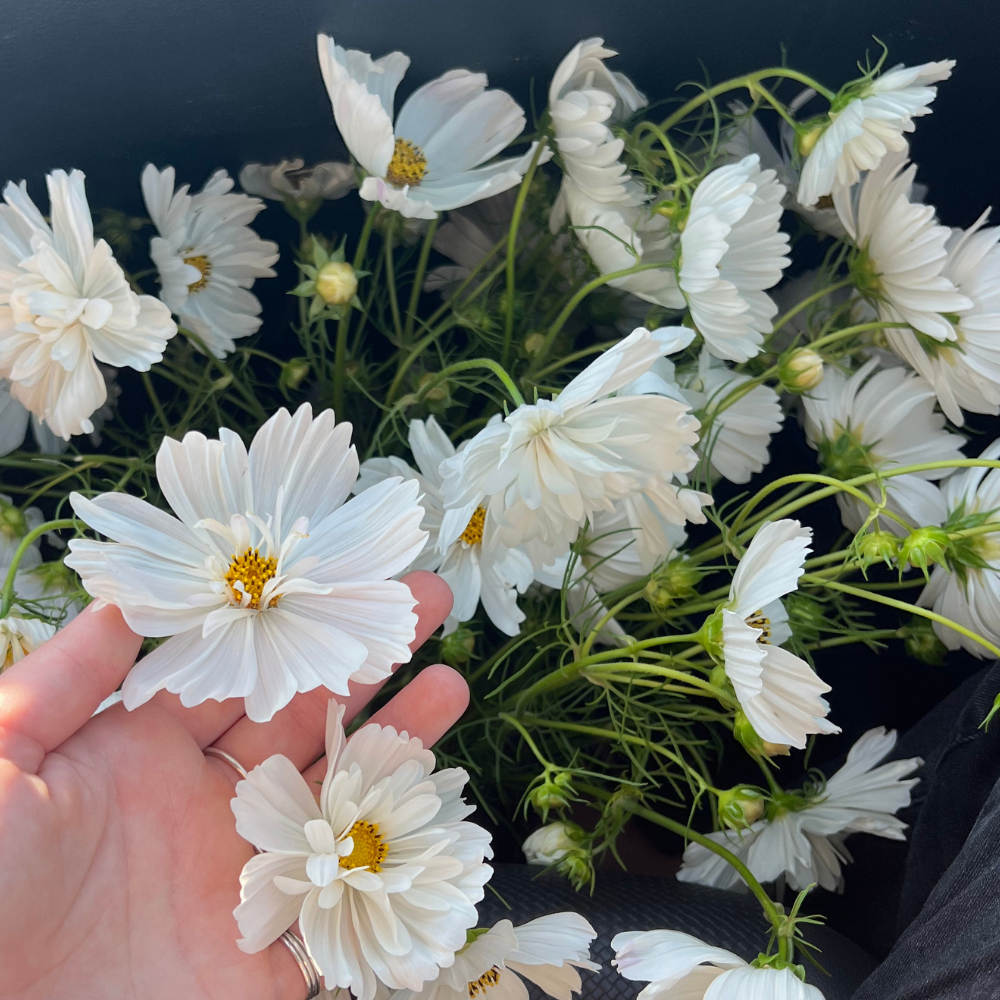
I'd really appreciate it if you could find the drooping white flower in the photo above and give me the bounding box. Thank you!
[678,727,921,893]
[0,612,56,669]
[798,60,955,208]
[885,210,1000,425]
[0,170,176,438]
[835,150,971,344]
[317,35,547,220]
[355,416,533,636]
[64,404,427,722]
[238,159,356,203]
[232,701,493,1000]
[721,520,839,749]
[613,930,825,1000]
[678,154,791,362]
[142,165,279,359]
[802,358,964,532]
[918,438,1000,657]
[439,329,702,570]
[522,822,581,866]
[390,914,598,1000]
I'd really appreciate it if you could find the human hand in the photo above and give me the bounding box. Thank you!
[0,571,465,1000]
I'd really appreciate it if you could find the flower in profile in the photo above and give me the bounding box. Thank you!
[717,520,839,749]
[64,404,427,722]
[390,914,598,1000]
[317,35,547,220]
[356,416,533,636]
[835,150,970,344]
[613,929,825,1000]
[678,154,791,362]
[797,59,955,208]
[232,701,493,1000]
[142,165,279,359]
[0,170,176,438]
[439,329,702,569]
[885,210,1000,426]
[0,612,56,670]
[239,159,355,204]
[802,358,964,532]
[678,727,921,892]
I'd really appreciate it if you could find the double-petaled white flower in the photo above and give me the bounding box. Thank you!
[678,155,790,362]
[64,404,427,722]
[719,520,839,749]
[613,930,825,1000]
[678,727,921,892]
[232,701,493,1000]
[803,358,964,532]
[389,913,598,1000]
[439,329,702,570]
[142,165,279,359]
[798,59,955,208]
[0,170,176,439]
[835,150,971,344]
[317,35,546,221]
[356,416,533,637]
[0,613,56,670]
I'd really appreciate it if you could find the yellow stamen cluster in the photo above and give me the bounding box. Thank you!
[339,820,388,872]
[225,547,278,610]
[385,137,428,188]
[460,506,487,547]
[467,967,501,997]
[745,609,772,643]
[183,253,213,293]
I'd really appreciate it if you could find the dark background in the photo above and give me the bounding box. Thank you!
[2,0,998,786]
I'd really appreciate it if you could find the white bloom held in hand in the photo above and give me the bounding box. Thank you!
[232,701,493,1000]
[612,929,825,1000]
[355,416,533,636]
[317,35,547,220]
[391,914,598,1000]
[798,59,955,208]
[679,154,791,362]
[720,520,839,749]
[0,170,176,438]
[679,727,921,892]
[0,613,56,669]
[142,165,279,359]
[64,404,427,722]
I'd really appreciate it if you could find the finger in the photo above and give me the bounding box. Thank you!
[206,570,453,776]
[300,663,470,787]
[0,604,142,773]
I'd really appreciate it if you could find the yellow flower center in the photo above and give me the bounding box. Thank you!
[339,820,388,872]
[385,138,428,188]
[460,506,487,547]
[745,609,772,644]
[225,547,278,610]
[183,253,213,293]
[467,967,502,998]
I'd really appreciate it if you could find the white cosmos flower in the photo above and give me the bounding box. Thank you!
[798,60,955,208]
[678,154,790,362]
[678,727,921,893]
[802,358,964,532]
[522,822,580,866]
[355,416,533,637]
[612,930,825,1000]
[439,329,702,570]
[390,913,598,1000]
[721,520,839,749]
[885,210,1000,425]
[0,612,56,670]
[834,150,971,344]
[317,35,547,220]
[63,404,428,722]
[0,169,176,439]
[238,159,356,203]
[232,701,493,1000]
[918,438,1000,656]
[142,165,279,359]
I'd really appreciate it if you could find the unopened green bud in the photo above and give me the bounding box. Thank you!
[858,530,901,570]
[734,711,790,759]
[279,357,310,393]
[529,771,576,818]
[523,332,546,357]
[903,614,948,666]
[718,785,766,831]
[0,500,27,541]
[315,260,358,305]
[785,592,826,644]
[899,526,949,579]
[25,559,76,593]
[438,625,476,667]
[778,348,824,394]
[645,556,702,611]
[417,371,449,403]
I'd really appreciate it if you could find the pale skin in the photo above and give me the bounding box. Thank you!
[0,570,468,1000]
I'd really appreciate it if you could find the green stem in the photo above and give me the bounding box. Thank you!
[0,519,82,618]
[404,215,440,341]
[141,372,171,434]
[769,278,853,335]
[383,214,404,343]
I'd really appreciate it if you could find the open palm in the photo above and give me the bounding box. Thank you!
[0,571,465,1000]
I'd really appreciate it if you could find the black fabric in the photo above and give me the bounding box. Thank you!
[479,865,878,1000]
